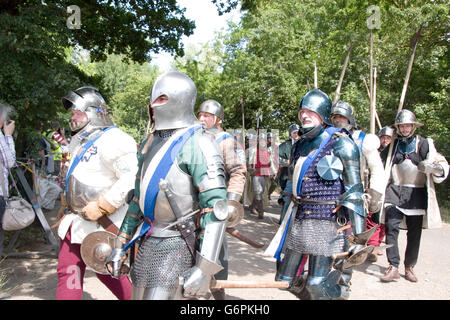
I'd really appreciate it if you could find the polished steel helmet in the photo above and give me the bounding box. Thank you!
[198,99,224,120]
[378,126,395,138]
[288,123,300,136]
[299,89,332,125]
[62,86,113,132]
[151,71,198,130]
[393,109,423,128]
[331,100,356,128]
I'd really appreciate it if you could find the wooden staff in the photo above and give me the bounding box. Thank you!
[362,75,382,130]
[372,66,378,134]
[314,60,318,89]
[211,280,290,289]
[369,30,376,134]
[334,44,353,103]
[240,98,246,148]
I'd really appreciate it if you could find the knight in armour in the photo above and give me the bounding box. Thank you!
[380,109,448,282]
[105,71,229,300]
[56,86,138,300]
[330,100,385,295]
[267,89,372,300]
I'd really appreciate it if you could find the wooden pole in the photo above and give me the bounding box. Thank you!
[240,98,245,148]
[371,67,377,134]
[362,75,382,130]
[314,61,318,89]
[369,30,376,134]
[334,44,353,103]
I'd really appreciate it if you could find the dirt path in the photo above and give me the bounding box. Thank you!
[1,196,449,300]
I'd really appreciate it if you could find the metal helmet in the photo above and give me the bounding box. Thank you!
[62,86,113,132]
[198,99,224,120]
[378,126,395,138]
[288,123,300,136]
[393,109,423,128]
[331,100,356,128]
[393,109,423,138]
[299,89,332,125]
[150,71,198,130]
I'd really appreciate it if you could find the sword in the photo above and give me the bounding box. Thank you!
[159,179,199,257]
[160,209,200,232]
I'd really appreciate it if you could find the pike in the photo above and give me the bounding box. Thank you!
[333,44,353,103]
[362,75,382,130]
[240,98,246,148]
[369,30,376,134]
[172,276,289,299]
[314,60,318,89]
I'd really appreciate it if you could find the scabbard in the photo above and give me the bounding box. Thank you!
[178,218,198,258]
[211,280,290,289]
[226,227,264,248]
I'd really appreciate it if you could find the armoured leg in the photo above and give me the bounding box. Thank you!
[132,285,174,300]
[275,248,303,283]
[211,237,228,300]
[304,255,337,300]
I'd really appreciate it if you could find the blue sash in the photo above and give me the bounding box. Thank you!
[355,130,366,152]
[64,127,116,195]
[274,126,340,261]
[216,132,233,144]
[123,125,202,251]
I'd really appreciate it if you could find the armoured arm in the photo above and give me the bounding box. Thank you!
[180,132,228,297]
[333,135,365,235]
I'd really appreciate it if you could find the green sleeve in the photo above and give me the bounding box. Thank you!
[177,132,227,230]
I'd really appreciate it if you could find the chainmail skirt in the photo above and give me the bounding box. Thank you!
[130,236,194,290]
[286,218,346,257]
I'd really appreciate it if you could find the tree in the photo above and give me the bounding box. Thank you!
[0,0,195,155]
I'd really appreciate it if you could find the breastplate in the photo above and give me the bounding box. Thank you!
[391,158,426,187]
[66,175,105,213]
[65,129,109,213]
[140,131,198,236]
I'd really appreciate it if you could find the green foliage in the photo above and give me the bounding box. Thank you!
[78,54,160,142]
[0,1,195,156]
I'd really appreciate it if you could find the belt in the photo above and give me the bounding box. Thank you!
[293,197,338,206]
[69,209,119,235]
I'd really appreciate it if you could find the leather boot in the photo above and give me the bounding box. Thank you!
[256,199,264,219]
[405,267,418,282]
[250,199,258,216]
[380,265,400,282]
